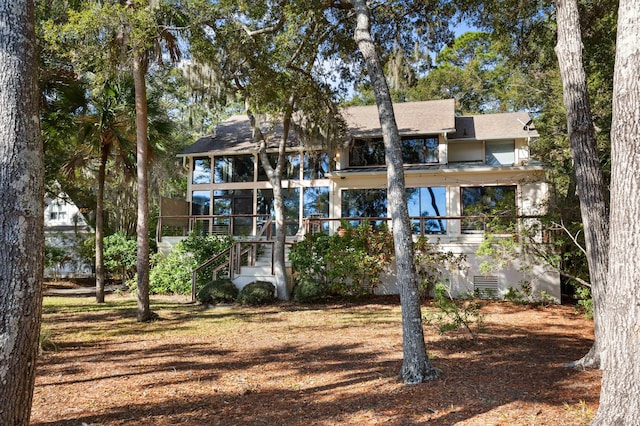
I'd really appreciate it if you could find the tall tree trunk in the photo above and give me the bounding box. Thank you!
[592,0,640,422]
[0,1,44,423]
[95,145,108,303]
[351,0,438,384]
[248,107,290,300]
[554,0,609,369]
[133,49,151,322]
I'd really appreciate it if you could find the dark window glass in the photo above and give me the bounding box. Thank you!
[304,187,330,217]
[303,151,329,179]
[192,157,212,184]
[402,137,439,163]
[258,153,300,180]
[406,187,447,234]
[304,186,330,233]
[461,186,516,233]
[341,188,387,227]
[213,189,253,235]
[257,154,278,181]
[257,188,300,235]
[214,155,254,183]
[191,190,211,215]
[349,139,386,167]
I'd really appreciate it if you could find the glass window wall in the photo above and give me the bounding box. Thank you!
[406,187,447,234]
[461,186,516,233]
[214,155,254,183]
[192,157,212,184]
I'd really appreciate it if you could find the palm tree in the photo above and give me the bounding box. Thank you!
[66,78,136,303]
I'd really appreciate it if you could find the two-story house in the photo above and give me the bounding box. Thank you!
[157,99,560,301]
[44,192,94,279]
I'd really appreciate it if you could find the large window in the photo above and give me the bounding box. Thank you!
[213,189,253,235]
[406,187,447,234]
[258,153,300,181]
[191,190,211,215]
[349,139,385,167]
[461,186,516,233]
[341,188,387,227]
[304,187,330,217]
[214,155,254,183]
[402,137,439,164]
[191,190,211,234]
[349,136,439,167]
[304,187,330,233]
[303,151,329,180]
[257,188,300,235]
[485,140,515,165]
[192,157,212,184]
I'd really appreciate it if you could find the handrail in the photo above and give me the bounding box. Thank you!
[157,213,274,242]
[190,239,277,302]
[255,215,273,240]
[304,214,541,235]
[191,246,232,302]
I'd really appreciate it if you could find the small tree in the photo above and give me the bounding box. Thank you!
[414,236,467,300]
[104,232,137,287]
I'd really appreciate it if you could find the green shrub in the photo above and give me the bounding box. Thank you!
[104,232,137,286]
[290,222,394,298]
[575,286,593,319]
[148,249,194,295]
[293,278,331,303]
[197,279,238,304]
[414,236,467,300]
[289,233,331,284]
[148,231,234,295]
[424,283,484,341]
[237,281,276,305]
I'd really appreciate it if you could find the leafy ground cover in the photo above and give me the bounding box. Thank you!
[32,289,600,425]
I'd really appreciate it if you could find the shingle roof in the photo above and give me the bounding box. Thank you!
[179,115,300,156]
[450,112,538,140]
[180,100,537,156]
[342,99,456,138]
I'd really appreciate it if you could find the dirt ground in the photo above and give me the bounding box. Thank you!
[32,284,600,425]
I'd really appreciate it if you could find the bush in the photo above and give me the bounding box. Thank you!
[293,278,331,303]
[148,249,194,295]
[424,282,484,341]
[197,279,238,304]
[104,232,137,285]
[148,231,234,295]
[414,236,467,299]
[237,281,276,305]
[290,222,394,298]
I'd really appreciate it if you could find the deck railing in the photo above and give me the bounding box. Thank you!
[158,213,542,242]
[157,214,272,242]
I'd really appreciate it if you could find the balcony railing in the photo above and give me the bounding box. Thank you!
[158,213,541,242]
[157,214,272,242]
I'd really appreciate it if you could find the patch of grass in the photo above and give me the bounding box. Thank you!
[563,400,594,424]
[39,328,58,353]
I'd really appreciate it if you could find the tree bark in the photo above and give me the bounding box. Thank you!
[351,0,438,384]
[554,0,609,369]
[592,0,640,422]
[133,49,151,322]
[95,145,108,303]
[248,108,290,300]
[0,1,44,423]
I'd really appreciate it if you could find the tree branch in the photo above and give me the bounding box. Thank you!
[240,15,285,38]
[558,270,591,288]
[551,220,588,257]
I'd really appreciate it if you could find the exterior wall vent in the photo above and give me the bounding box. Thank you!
[473,275,499,298]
